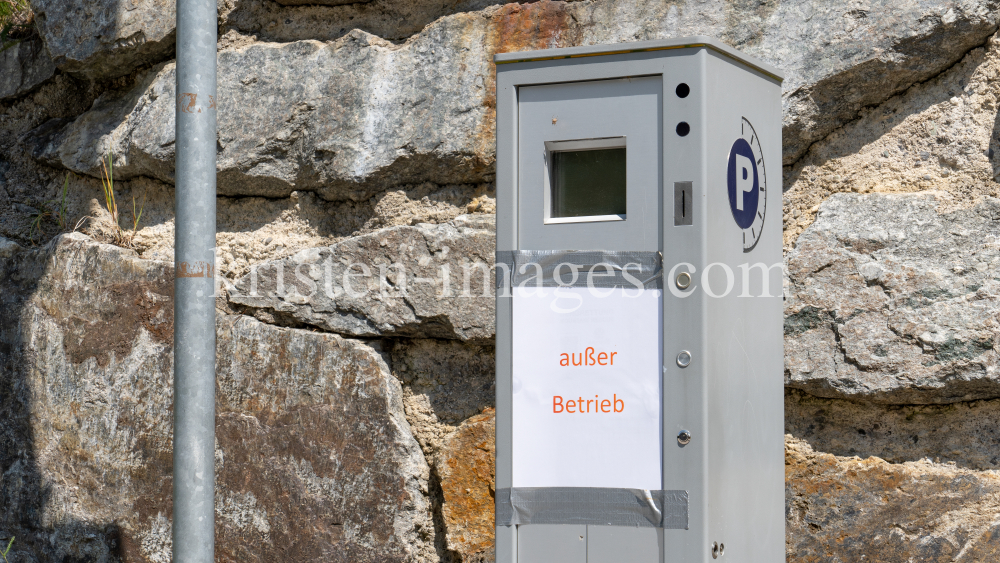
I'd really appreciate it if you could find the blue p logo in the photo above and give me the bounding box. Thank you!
[727,138,759,229]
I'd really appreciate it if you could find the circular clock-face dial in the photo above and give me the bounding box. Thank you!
[726,117,767,253]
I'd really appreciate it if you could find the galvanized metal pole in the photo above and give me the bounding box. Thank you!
[173,0,217,560]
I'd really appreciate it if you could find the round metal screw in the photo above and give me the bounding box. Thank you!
[677,430,692,446]
[675,271,692,290]
[676,350,692,368]
[719,543,725,556]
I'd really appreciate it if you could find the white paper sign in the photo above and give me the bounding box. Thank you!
[512,286,662,489]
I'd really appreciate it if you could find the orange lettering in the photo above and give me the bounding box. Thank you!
[552,395,623,414]
[557,349,617,366]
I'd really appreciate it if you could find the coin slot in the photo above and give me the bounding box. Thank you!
[674,182,693,226]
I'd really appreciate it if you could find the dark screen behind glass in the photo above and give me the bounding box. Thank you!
[552,148,626,218]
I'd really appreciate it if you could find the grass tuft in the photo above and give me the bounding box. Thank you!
[99,151,145,248]
[27,173,75,244]
[0,0,32,53]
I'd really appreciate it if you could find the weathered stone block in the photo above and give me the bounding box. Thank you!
[32,0,1000,187]
[35,31,497,200]
[438,410,495,563]
[30,0,177,80]
[230,215,496,341]
[770,0,1000,164]
[786,437,1000,561]
[0,35,56,101]
[0,232,433,562]
[785,192,1000,403]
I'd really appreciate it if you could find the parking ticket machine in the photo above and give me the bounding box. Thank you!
[494,37,785,563]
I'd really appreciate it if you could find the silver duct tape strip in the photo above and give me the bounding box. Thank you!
[495,250,662,290]
[495,487,688,529]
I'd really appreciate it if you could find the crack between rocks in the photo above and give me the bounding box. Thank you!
[271,0,375,7]
[427,463,462,563]
[830,319,867,374]
[785,26,999,172]
[230,298,478,348]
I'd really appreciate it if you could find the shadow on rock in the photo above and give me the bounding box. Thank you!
[0,236,129,561]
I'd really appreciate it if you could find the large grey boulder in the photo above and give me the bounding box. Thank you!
[786,438,1000,561]
[34,32,497,200]
[230,214,496,341]
[221,0,508,43]
[28,0,508,81]
[33,0,1000,194]
[0,232,434,562]
[0,36,56,101]
[785,192,1000,404]
[30,0,176,80]
[765,0,1000,164]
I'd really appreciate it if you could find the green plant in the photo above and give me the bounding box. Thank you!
[56,172,69,230]
[26,173,74,243]
[27,199,53,243]
[0,0,32,54]
[1,536,14,563]
[100,151,145,247]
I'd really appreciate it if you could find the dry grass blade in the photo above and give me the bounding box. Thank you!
[100,151,119,230]
[97,151,145,248]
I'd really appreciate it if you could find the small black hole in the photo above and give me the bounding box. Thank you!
[676,83,690,98]
[676,122,691,136]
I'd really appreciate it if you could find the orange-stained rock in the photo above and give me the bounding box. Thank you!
[786,437,1000,562]
[439,409,496,562]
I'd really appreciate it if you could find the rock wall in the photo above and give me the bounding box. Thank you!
[4,0,1000,561]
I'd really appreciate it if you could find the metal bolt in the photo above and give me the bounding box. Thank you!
[675,271,692,290]
[676,350,692,368]
[712,542,720,559]
[720,543,725,556]
[677,430,692,446]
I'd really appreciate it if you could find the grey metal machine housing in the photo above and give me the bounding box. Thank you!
[494,37,784,562]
